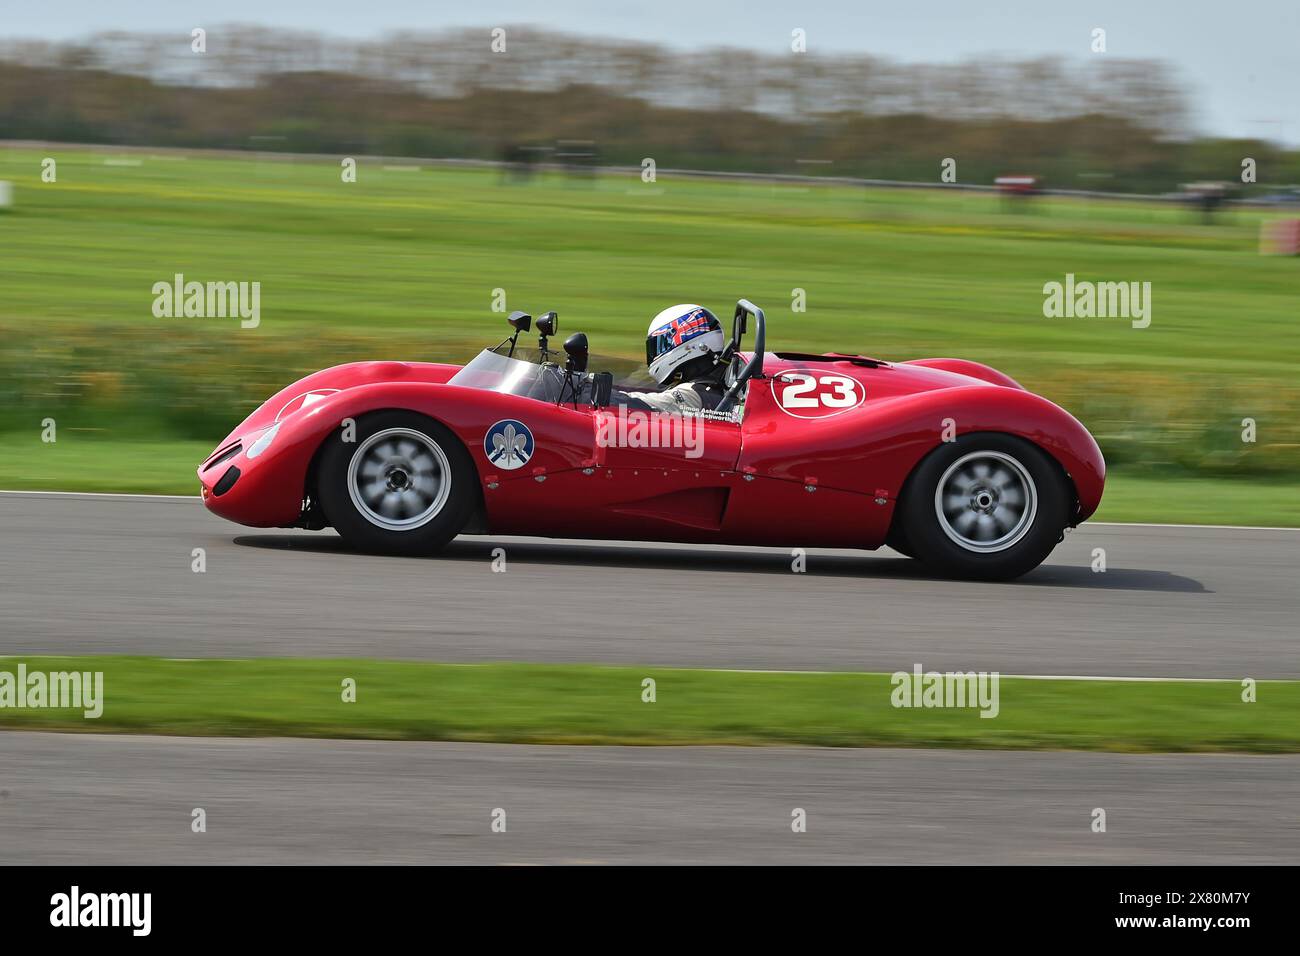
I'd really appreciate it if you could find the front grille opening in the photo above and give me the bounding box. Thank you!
[213,465,241,497]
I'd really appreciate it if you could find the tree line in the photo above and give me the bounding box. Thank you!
[2,26,1296,192]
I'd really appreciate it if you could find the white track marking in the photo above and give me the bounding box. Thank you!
[0,655,1274,683]
[1089,521,1299,532]
[0,489,198,501]
[707,669,1281,682]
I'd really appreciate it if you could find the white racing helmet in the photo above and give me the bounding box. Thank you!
[645,304,726,385]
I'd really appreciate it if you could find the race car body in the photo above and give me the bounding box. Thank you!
[199,300,1104,579]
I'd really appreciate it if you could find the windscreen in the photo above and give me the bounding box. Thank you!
[447,349,552,396]
[448,347,657,400]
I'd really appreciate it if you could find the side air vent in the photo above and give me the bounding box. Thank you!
[203,443,242,472]
[775,352,886,368]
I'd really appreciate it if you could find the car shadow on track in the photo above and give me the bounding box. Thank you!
[232,534,1207,593]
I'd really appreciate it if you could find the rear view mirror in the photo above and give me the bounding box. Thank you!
[563,332,589,373]
[505,311,532,357]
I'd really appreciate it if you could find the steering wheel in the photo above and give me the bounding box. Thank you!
[523,363,566,403]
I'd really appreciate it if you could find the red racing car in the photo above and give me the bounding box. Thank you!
[198,300,1104,579]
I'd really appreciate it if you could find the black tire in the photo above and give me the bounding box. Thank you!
[316,410,476,555]
[897,433,1070,581]
[885,523,917,559]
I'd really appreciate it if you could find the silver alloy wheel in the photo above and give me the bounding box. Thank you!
[346,427,452,531]
[934,450,1038,553]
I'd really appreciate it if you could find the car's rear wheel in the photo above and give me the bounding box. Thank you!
[317,411,476,555]
[884,523,916,559]
[897,433,1070,580]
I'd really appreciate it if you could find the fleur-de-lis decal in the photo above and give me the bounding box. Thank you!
[489,423,530,467]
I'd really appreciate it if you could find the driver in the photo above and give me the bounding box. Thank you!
[615,304,728,413]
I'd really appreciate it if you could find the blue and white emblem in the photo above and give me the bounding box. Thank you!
[484,419,534,471]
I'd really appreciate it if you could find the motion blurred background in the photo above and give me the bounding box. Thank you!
[1,2,1297,522]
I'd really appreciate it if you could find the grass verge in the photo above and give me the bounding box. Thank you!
[0,656,1294,753]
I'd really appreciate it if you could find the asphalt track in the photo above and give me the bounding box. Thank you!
[2,732,1296,864]
[1,491,1295,678]
[2,492,1297,864]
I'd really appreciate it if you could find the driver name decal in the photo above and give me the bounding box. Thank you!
[485,419,535,470]
[771,369,865,419]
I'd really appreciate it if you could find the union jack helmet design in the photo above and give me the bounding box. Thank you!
[645,304,726,384]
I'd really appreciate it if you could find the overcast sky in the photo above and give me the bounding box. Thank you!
[7,0,1298,143]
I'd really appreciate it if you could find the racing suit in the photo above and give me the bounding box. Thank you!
[615,367,728,413]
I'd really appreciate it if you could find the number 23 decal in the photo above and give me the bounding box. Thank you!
[771,370,866,419]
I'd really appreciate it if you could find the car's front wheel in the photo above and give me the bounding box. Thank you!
[897,433,1070,580]
[317,411,476,555]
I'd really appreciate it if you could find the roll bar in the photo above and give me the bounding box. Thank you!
[715,298,766,414]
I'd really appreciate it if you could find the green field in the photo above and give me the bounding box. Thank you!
[2,145,1298,516]
[2,656,1294,753]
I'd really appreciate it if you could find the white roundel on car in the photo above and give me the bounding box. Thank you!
[484,419,535,471]
[770,369,866,419]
